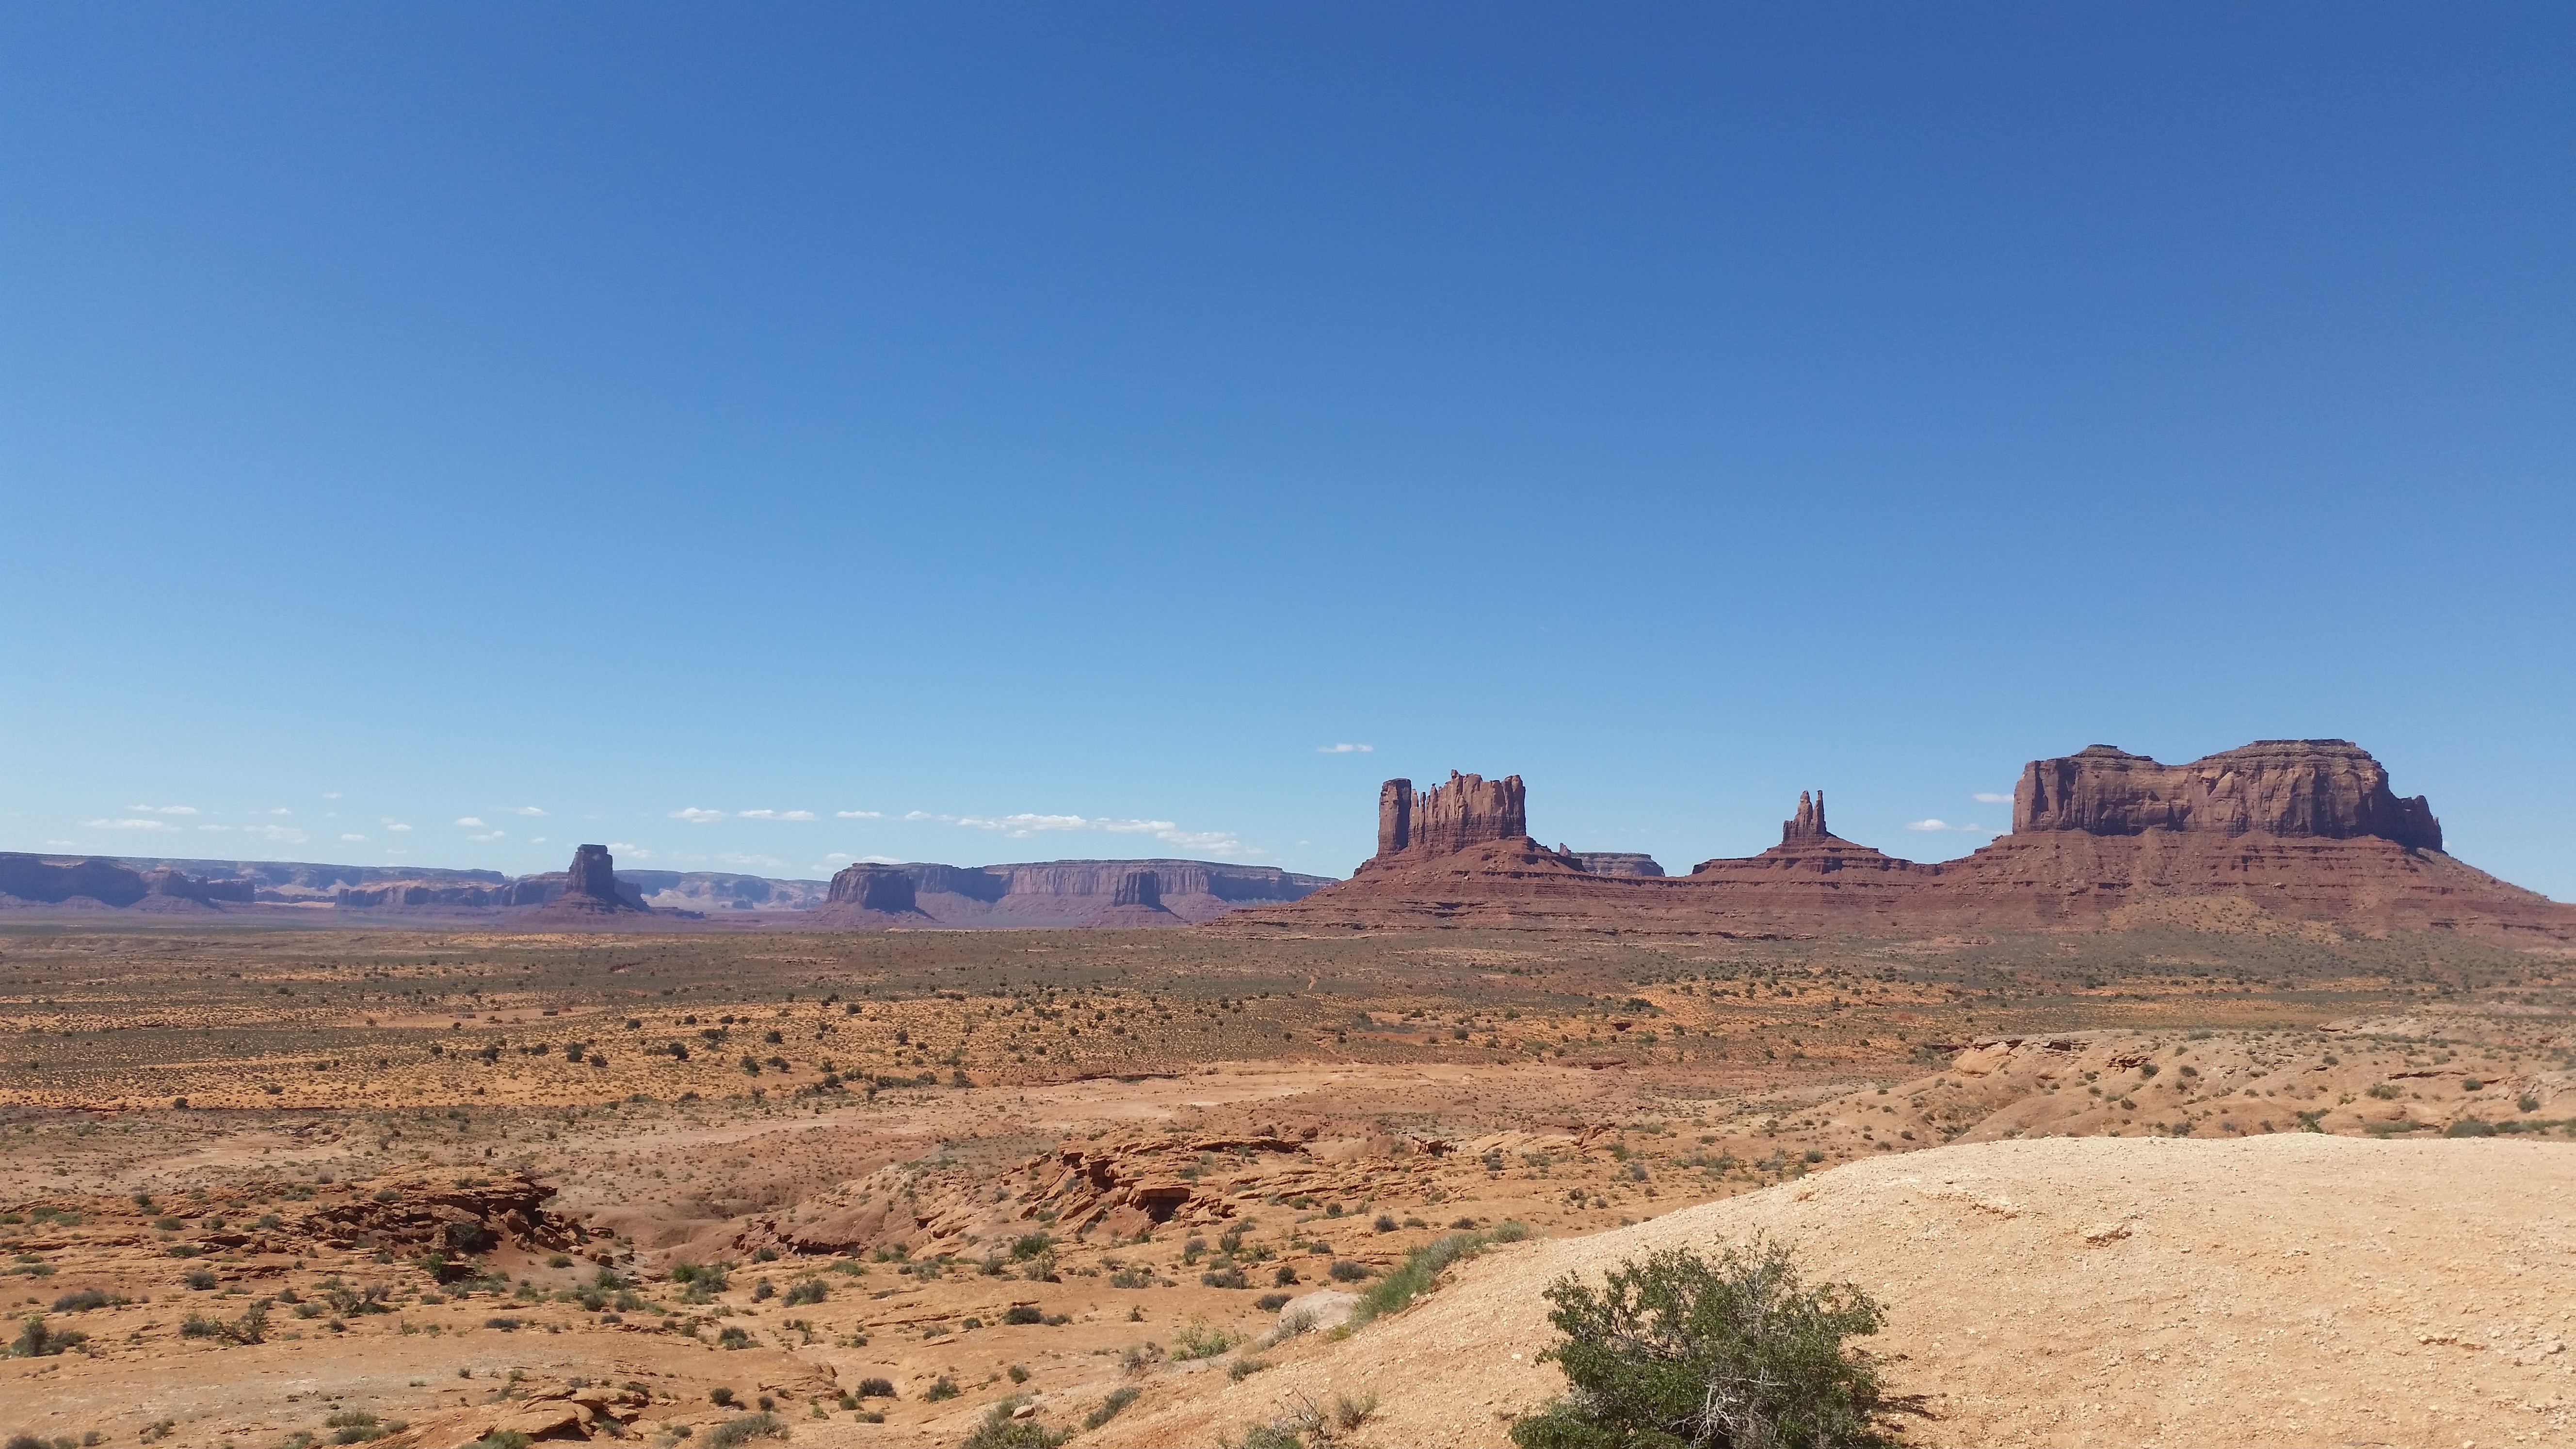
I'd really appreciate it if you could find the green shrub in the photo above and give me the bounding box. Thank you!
[2447,1117,2499,1138]
[1082,1386,1140,1430]
[8,1315,86,1358]
[702,1414,785,1449]
[1510,1241,1888,1449]
[924,1375,961,1402]
[1353,1232,1487,1323]
[960,1399,1066,1449]
[854,1377,896,1398]
[49,1289,112,1313]
[1004,1304,1045,1325]
[782,1279,827,1306]
[1327,1259,1370,1283]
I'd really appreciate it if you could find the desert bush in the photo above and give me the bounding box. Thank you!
[2367,1083,2401,1099]
[1352,1231,1497,1324]
[466,1435,530,1449]
[1201,1266,1251,1289]
[1109,1266,1154,1288]
[1327,1259,1370,1283]
[8,1315,85,1358]
[924,1375,961,1402]
[702,1415,785,1449]
[1510,1240,1888,1449]
[854,1377,896,1399]
[1227,1355,1271,1381]
[959,1400,1066,1449]
[49,1289,111,1313]
[1254,1292,1292,1312]
[1082,1387,1140,1430]
[2447,1117,2499,1138]
[1004,1304,1045,1325]
[716,1325,752,1349]
[782,1278,827,1306]
[1172,1319,1238,1359]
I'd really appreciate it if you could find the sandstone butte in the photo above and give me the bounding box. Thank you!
[1225,741,2576,939]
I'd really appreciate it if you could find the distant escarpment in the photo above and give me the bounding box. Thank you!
[1225,741,2572,940]
[812,858,1325,929]
[0,854,258,913]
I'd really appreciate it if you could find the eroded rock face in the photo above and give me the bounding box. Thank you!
[1783,790,1831,844]
[1368,771,1527,866]
[828,862,920,914]
[2015,741,2442,850]
[1111,870,1162,909]
[566,844,620,902]
[1573,852,1665,878]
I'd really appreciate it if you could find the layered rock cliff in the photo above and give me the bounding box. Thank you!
[531,845,648,917]
[1368,772,1528,868]
[2015,740,2442,850]
[1226,740,2571,939]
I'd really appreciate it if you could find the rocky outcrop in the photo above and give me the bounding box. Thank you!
[1088,869,1186,927]
[0,854,257,911]
[1226,742,2573,940]
[2016,741,2442,850]
[806,862,933,928]
[531,845,647,917]
[1368,772,1528,867]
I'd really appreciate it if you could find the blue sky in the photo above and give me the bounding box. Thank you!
[4,3,2571,895]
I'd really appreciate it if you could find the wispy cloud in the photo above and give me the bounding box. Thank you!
[250,824,308,844]
[385,821,413,832]
[322,792,343,800]
[671,807,724,824]
[737,809,818,821]
[836,810,884,820]
[505,805,547,817]
[944,811,1241,855]
[718,852,785,869]
[88,817,178,831]
[903,810,934,821]
[455,817,486,828]
[1317,743,1374,754]
[126,804,197,815]
[607,843,650,858]
[467,830,505,842]
[824,852,903,865]
[267,807,292,816]
[1972,792,2013,804]
[1903,819,1995,834]
[341,833,367,842]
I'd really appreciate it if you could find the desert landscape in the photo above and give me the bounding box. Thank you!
[5,741,2576,1448]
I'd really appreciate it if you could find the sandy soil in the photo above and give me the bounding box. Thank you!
[1092,1135,2576,1449]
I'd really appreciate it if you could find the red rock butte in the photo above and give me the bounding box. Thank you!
[1226,739,2576,939]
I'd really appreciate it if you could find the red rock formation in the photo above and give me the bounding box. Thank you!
[533,845,646,917]
[806,862,932,928]
[2016,740,2441,849]
[1087,869,1186,927]
[1573,852,1665,878]
[1365,772,1527,868]
[1226,742,2573,941]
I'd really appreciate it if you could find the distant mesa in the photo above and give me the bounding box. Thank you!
[0,853,256,913]
[1572,852,1663,878]
[1226,740,2572,940]
[808,862,931,928]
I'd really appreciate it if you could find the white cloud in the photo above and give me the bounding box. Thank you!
[823,852,903,865]
[322,792,342,800]
[902,810,934,821]
[250,824,308,844]
[126,804,198,815]
[455,817,486,827]
[1972,792,2013,804]
[607,843,650,858]
[267,807,291,815]
[87,817,178,831]
[718,852,784,869]
[836,810,884,820]
[1903,819,1996,834]
[198,823,227,831]
[44,838,77,847]
[467,831,505,842]
[671,807,725,824]
[385,821,413,832]
[737,809,817,821]
[948,811,1240,855]
[531,837,547,845]
[506,805,547,817]
[1317,743,1374,754]
[341,833,368,842]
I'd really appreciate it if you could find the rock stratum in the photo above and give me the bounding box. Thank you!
[1229,739,2575,939]
[0,844,1331,930]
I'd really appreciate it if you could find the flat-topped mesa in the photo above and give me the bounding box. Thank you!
[1783,790,1831,845]
[826,862,921,915]
[1111,870,1162,909]
[1369,771,1527,867]
[2014,740,2443,851]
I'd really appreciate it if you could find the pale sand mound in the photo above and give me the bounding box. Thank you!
[1091,1136,2576,1449]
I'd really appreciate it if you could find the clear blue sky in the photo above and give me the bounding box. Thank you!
[4,3,2570,895]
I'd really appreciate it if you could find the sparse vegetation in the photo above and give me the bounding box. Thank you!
[1511,1241,1888,1449]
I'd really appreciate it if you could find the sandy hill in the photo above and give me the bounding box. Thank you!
[1090,1135,2576,1449]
